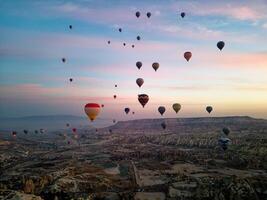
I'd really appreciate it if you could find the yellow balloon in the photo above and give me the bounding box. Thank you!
[84,103,101,121]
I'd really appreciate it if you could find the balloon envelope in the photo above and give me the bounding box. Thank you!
[138,94,149,107]
[184,52,192,61]
[136,78,144,87]
[206,106,213,114]
[222,127,230,135]
[172,103,181,113]
[84,103,101,121]
[152,62,159,71]
[136,61,142,69]
[137,36,141,40]
[136,11,140,18]
[147,12,151,18]
[181,12,185,18]
[124,107,130,114]
[158,106,166,116]
[217,41,225,51]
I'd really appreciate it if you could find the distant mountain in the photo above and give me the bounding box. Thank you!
[104,116,267,135]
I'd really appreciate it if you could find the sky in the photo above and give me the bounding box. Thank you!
[0,0,267,120]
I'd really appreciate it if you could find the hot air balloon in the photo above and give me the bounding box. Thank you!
[113,119,116,123]
[137,36,141,41]
[108,41,111,44]
[132,111,135,115]
[161,122,166,130]
[222,127,230,136]
[217,41,225,51]
[62,58,66,63]
[69,25,72,29]
[184,52,192,62]
[136,78,144,87]
[23,130,28,134]
[69,78,73,82]
[101,104,104,108]
[119,28,122,32]
[147,12,151,18]
[158,106,166,116]
[12,131,17,137]
[136,11,140,18]
[136,61,142,69]
[181,12,185,18]
[123,43,126,46]
[113,95,117,99]
[66,123,70,127]
[132,44,135,48]
[72,128,77,133]
[124,107,130,114]
[115,84,117,87]
[138,94,149,107]
[172,103,181,114]
[34,130,38,134]
[84,103,101,121]
[152,62,159,71]
[206,106,213,114]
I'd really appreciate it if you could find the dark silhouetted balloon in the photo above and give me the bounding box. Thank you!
[115,84,117,87]
[181,12,185,18]
[152,62,159,71]
[12,131,17,137]
[123,43,126,46]
[206,106,213,114]
[108,41,111,44]
[132,111,135,115]
[113,95,117,99]
[222,127,230,136]
[184,52,192,61]
[35,130,38,134]
[172,103,181,114]
[69,25,72,29]
[136,11,140,18]
[62,58,66,63]
[136,61,142,69]
[119,28,122,32]
[137,36,141,40]
[72,128,77,133]
[113,119,116,123]
[138,94,149,107]
[136,78,144,87]
[147,12,151,18]
[158,106,166,116]
[69,78,73,82]
[161,122,166,130]
[217,41,225,51]
[23,130,28,134]
[124,107,130,114]
[132,44,135,48]
[101,104,104,108]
